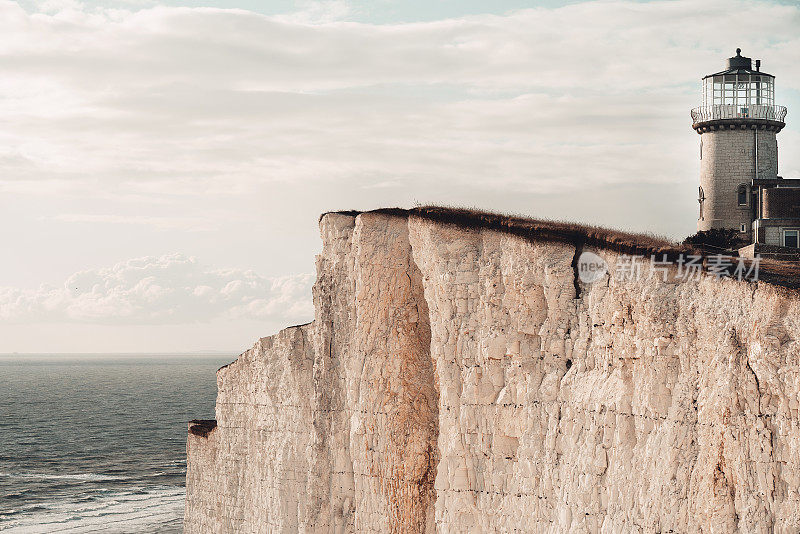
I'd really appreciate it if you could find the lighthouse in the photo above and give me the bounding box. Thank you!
[691,49,788,243]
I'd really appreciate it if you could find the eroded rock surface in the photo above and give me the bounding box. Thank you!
[186,211,800,533]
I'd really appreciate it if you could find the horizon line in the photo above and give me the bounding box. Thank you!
[0,351,240,356]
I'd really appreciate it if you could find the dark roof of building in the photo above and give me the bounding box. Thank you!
[703,48,774,79]
[753,178,800,187]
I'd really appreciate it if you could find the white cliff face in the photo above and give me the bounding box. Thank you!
[185,211,800,533]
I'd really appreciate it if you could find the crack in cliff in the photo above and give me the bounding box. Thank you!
[732,326,763,414]
[745,358,761,396]
[571,243,584,299]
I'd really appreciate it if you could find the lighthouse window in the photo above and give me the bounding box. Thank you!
[763,79,773,106]
[737,83,747,105]
[698,186,705,219]
[703,73,775,109]
[752,79,762,105]
[723,76,736,105]
[737,185,748,206]
[784,230,799,249]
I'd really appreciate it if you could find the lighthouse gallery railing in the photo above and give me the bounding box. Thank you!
[691,104,787,123]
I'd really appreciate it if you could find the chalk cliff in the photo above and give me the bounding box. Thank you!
[185,208,800,533]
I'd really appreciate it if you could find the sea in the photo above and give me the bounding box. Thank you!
[0,353,234,533]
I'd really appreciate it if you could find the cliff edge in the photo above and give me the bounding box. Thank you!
[185,207,800,533]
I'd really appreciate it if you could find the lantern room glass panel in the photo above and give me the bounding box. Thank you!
[702,74,775,110]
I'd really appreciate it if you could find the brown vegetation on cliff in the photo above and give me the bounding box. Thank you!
[324,206,800,290]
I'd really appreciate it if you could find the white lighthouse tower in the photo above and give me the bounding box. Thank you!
[691,49,787,241]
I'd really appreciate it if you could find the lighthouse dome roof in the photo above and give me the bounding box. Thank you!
[702,48,774,79]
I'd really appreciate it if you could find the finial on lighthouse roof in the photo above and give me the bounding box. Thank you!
[727,48,751,70]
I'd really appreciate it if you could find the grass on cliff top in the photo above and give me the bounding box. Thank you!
[322,205,800,291]
[325,206,689,259]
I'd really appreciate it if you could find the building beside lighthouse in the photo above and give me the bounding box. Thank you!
[691,49,800,250]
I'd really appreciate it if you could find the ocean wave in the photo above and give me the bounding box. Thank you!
[0,472,126,482]
[0,486,184,533]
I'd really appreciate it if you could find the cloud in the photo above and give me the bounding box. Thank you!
[1,0,798,350]
[50,213,217,231]
[275,0,353,24]
[0,0,798,202]
[0,254,315,324]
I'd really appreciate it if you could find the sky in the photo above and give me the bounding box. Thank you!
[1,0,799,353]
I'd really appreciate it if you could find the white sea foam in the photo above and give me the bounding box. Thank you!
[0,486,184,533]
